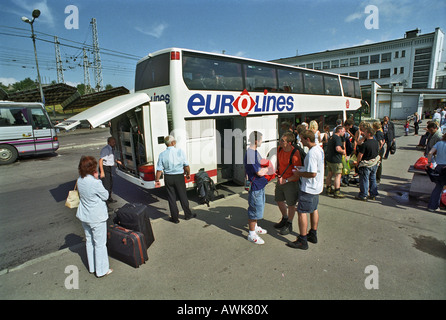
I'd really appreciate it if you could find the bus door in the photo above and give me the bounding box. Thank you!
[28,106,56,153]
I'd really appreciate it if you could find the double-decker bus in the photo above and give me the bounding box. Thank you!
[57,48,362,189]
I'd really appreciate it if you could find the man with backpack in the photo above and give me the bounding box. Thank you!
[274,132,304,235]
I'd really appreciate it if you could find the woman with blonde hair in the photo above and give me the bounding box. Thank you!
[309,120,321,145]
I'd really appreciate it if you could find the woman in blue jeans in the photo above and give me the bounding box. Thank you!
[426,134,446,211]
[76,156,113,277]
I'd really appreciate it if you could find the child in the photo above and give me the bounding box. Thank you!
[404,120,410,136]
[244,131,269,244]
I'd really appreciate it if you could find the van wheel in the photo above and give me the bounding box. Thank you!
[0,145,18,165]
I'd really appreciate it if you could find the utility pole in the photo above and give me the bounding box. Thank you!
[54,36,64,83]
[91,18,103,92]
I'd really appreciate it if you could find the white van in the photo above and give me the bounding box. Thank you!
[0,101,59,164]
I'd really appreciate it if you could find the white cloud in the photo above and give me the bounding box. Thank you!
[0,77,18,86]
[135,23,168,38]
[345,12,363,23]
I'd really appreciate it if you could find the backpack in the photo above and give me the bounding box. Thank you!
[195,168,219,207]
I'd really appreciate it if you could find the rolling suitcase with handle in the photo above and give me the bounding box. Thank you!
[107,224,148,268]
[114,203,155,249]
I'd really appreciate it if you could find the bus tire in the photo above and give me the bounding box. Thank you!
[0,144,18,165]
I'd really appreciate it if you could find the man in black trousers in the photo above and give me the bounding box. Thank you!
[155,135,195,223]
[381,116,395,159]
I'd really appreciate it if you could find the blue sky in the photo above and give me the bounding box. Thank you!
[1,0,445,91]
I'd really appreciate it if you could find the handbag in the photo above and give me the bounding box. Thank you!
[65,182,79,209]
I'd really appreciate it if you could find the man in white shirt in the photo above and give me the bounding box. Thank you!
[287,129,324,250]
[99,137,122,205]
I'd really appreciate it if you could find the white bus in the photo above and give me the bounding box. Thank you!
[0,101,59,164]
[57,48,362,188]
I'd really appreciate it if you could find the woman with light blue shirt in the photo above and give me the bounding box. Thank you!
[426,133,446,212]
[76,156,113,277]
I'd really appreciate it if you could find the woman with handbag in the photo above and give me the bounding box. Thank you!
[76,155,113,277]
[426,133,446,212]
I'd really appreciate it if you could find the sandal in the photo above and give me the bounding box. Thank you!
[97,268,113,278]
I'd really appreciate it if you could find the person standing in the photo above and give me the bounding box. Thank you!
[287,130,324,250]
[413,112,420,136]
[155,135,195,223]
[325,126,346,198]
[426,133,446,212]
[372,121,385,184]
[355,127,380,201]
[274,132,303,235]
[76,156,113,278]
[99,137,122,205]
[244,131,269,244]
[382,116,395,159]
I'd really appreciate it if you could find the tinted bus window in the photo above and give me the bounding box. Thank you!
[30,107,51,129]
[324,75,342,96]
[135,53,170,90]
[245,64,277,92]
[303,72,324,95]
[182,53,243,91]
[0,107,29,126]
[341,77,362,99]
[277,69,304,93]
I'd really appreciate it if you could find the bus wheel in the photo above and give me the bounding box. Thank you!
[0,145,18,165]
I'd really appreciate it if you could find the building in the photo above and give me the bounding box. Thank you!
[272,28,446,120]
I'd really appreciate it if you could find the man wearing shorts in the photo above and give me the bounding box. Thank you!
[274,132,303,235]
[325,126,346,198]
[287,130,324,250]
[244,131,269,244]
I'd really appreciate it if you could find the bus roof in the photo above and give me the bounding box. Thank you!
[137,48,360,80]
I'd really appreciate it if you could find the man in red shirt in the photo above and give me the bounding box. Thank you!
[274,132,303,235]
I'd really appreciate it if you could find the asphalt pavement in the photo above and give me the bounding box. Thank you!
[0,127,445,302]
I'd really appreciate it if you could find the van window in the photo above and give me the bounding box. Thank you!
[0,107,29,126]
[30,108,51,129]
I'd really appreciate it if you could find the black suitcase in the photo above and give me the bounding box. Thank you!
[107,224,148,268]
[114,203,155,249]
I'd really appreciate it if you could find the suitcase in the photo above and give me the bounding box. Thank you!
[114,203,155,249]
[107,224,148,268]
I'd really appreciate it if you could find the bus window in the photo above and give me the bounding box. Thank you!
[341,77,362,99]
[245,64,278,92]
[277,69,304,93]
[324,75,342,96]
[135,52,170,90]
[303,72,324,95]
[30,107,51,129]
[182,53,243,91]
[0,107,29,126]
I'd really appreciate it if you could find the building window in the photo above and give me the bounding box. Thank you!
[359,71,368,79]
[340,59,349,67]
[369,70,379,79]
[306,63,313,69]
[395,51,399,58]
[349,72,358,77]
[381,52,391,62]
[323,61,330,69]
[394,68,398,75]
[314,62,321,70]
[380,69,390,78]
[401,50,406,57]
[350,57,358,66]
[360,56,369,65]
[400,67,404,74]
[370,54,380,64]
[330,60,339,68]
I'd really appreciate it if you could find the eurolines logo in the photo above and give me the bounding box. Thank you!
[187,90,294,117]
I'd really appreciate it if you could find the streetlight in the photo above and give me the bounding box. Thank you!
[21,9,50,115]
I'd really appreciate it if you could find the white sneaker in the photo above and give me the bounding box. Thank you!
[255,225,267,234]
[248,233,265,244]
